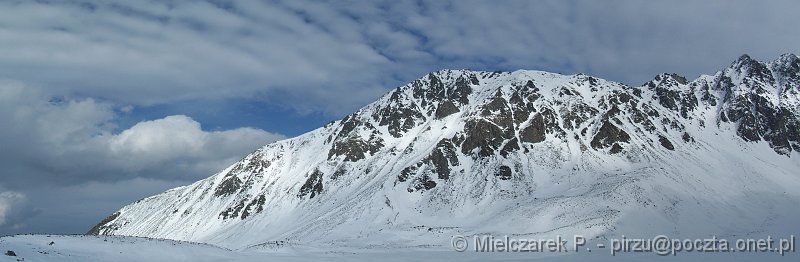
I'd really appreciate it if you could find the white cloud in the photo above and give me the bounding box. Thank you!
[0,81,285,185]
[110,116,213,160]
[108,115,284,173]
[0,192,25,226]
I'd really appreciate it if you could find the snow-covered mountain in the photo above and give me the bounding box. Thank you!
[88,54,800,250]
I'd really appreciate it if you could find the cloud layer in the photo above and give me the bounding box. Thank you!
[0,0,391,115]
[0,82,283,234]
[0,192,25,227]
[2,1,797,116]
[0,82,284,185]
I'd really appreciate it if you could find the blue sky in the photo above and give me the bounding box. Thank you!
[1,0,799,235]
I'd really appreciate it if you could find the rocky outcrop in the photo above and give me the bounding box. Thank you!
[590,121,630,153]
[87,212,120,235]
[434,100,460,119]
[214,175,242,197]
[298,169,324,199]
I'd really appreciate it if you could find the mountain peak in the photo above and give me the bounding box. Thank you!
[735,53,754,63]
[730,53,767,71]
[770,53,800,90]
[775,53,799,64]
[87,54,800,250]
[645,73,688,89]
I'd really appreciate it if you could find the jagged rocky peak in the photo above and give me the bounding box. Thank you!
[646,73,688,89]
[705,54,800,155]
[721,53,800,93]
[770,53,800,93]
[377,71,474,136]
[326,54,800,169]
[771,53,800,70]
[736,54,777,90]
[413,69,480,104]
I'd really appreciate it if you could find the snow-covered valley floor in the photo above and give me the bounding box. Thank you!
[1,235,797,261]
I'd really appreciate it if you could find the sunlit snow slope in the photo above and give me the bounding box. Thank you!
[89,54,800,250]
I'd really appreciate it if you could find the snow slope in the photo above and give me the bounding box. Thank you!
[0,235,255,262]
[88,54,800,251]
[2,235,797,262]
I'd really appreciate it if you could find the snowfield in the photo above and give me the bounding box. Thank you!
[1,234,798,261]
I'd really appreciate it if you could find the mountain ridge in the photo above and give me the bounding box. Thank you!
[88,54,800,250]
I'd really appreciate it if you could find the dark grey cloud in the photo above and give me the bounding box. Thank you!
[342,0,800,85]
[0,82,283,234]
[1,1,797,114]
[10,178,187,234]
[0,82,284,186]
[0,0,391,114]
[0,0,798,235]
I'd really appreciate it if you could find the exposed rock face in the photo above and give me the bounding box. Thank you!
[328,117,384,161]
[220,194,267,220]
[426,139,459,179]
[88,55,800,250]
[590,121,630,152]
[298,169,324,199]
[461,118,508,157]
[86,212,120,236]
[712,54,800,155]
[520,114,546,143]
[212,155,273,198]
[411,175,437,191]
[658,135,675,150]
[214,175,242,197]
[434,101,460,119]
[496,165,512,180]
